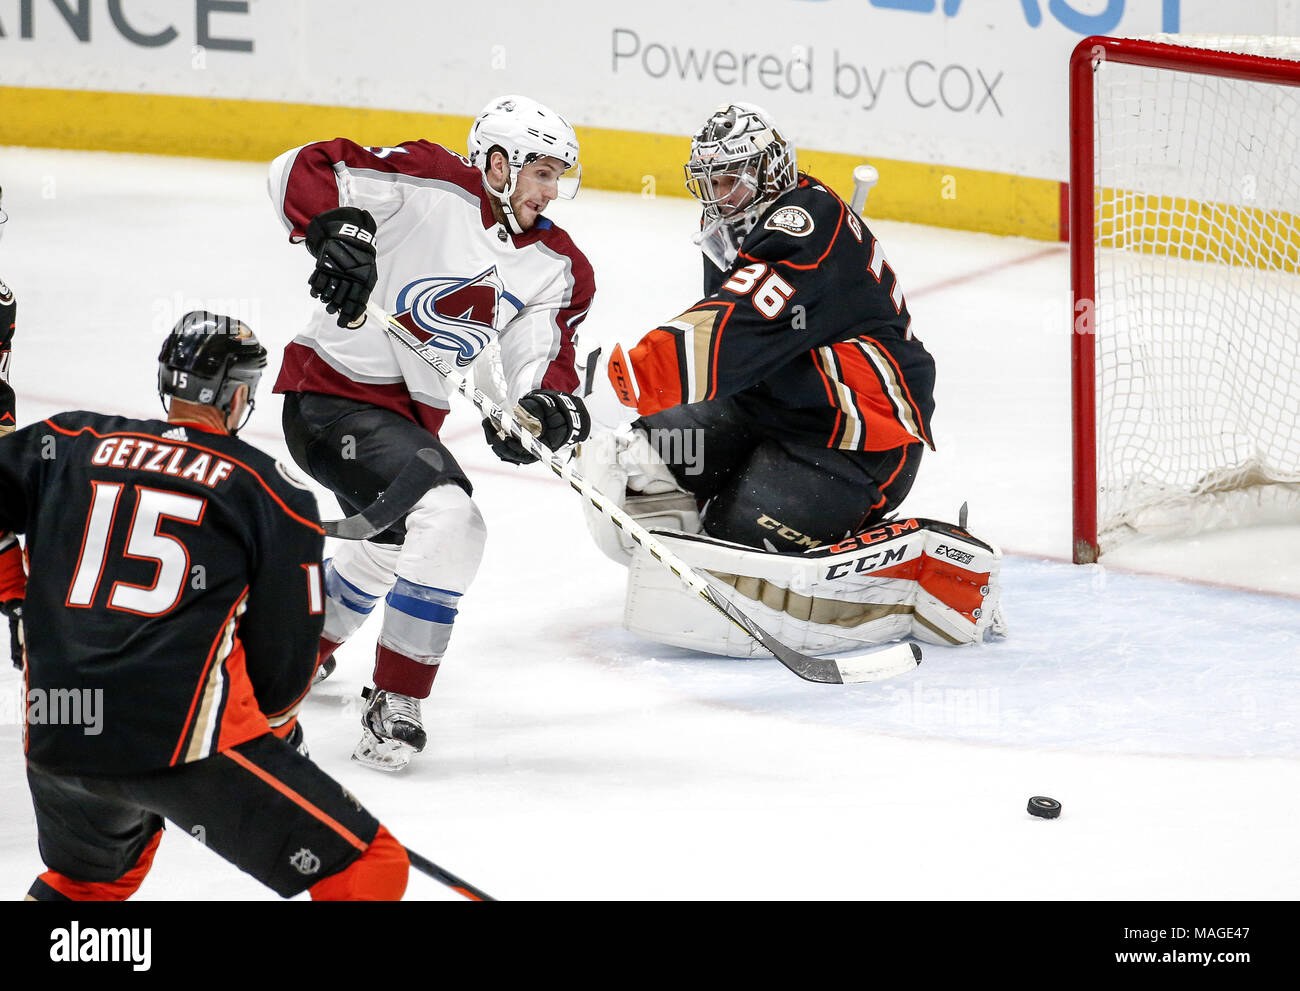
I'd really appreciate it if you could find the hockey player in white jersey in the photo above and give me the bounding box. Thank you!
[269,95,594,770]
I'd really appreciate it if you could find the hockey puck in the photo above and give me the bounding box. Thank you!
[1027,796,1062,819]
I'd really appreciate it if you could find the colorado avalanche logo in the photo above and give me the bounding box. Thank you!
[394,267,504,366]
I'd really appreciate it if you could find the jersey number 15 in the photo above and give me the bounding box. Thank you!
[66,482,206,616]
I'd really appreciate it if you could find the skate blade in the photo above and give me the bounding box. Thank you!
[351,730,415,772]
[311,655,337,687]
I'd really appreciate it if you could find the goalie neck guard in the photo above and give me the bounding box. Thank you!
[467,94,582,235]
[157,310,267,433]
[684,102,798,270]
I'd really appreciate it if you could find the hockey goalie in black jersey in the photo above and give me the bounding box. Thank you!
[581,103,1004,656]
[0,312,408,900]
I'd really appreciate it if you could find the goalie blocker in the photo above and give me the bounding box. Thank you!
[625,519,1004,657]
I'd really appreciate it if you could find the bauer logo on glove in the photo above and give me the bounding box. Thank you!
[304,206,379,328]
[482,388,591,465]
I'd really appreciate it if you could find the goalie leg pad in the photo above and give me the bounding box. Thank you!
[625,529,917,657]
[577,426,701,566]
[623,518,1003,657]
[809,520,1004,645]
[912,524,1005,645]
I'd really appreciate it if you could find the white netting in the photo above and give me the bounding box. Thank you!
[1093,35,1300,553]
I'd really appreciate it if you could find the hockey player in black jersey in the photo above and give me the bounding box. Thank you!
[600,102,935,552]
[0,312,408,900]
[0,187,20,666]
[582,103,1004,656]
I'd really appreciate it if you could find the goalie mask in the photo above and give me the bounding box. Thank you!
[684,102,798,270]
[467,95,582,234]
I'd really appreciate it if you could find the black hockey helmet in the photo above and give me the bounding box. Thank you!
[157,311,267,432]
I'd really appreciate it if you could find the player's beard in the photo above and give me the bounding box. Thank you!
[511,197,539,231]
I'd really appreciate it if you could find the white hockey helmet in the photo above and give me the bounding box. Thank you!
[468,95,581,233]
[684,102,798,269]
[0,185,7,243]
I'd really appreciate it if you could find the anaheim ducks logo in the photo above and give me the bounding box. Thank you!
[394,267,505,366]
[764,206,815,237]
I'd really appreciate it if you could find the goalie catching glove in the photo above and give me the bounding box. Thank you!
[483,389,591,465]
[304,206,378,328]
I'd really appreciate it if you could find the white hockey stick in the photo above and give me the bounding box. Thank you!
[365,301,921,685]
[849,163,879,215]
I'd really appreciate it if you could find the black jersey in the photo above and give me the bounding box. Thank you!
[0,276,14,432]
[0,411,326,774]
[614,174,936,452]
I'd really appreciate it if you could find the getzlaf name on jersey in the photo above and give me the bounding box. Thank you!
[0,411,325,775]
[617,173,936,454]
[269,138,594,432]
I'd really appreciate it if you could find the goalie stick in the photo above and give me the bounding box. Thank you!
[405,845,495,901]
[321,448,444,539]
[365,301,921,686]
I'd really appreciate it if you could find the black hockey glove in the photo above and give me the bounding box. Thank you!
[304,207,378,328]
[483,389,591,465]
[1,599,22,670]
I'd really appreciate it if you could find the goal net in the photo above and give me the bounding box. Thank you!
[1070,35,1300,563]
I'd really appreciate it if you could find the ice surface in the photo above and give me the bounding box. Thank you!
[0,148,1296,900]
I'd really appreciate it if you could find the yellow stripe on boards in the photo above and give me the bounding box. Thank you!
[799,149,1062,241]
[2,86,463,161]
[2,85,1062,241]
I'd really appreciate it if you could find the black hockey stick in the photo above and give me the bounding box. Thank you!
[405,846,495,901]
[365,302,921,685]
[321,448,444,539]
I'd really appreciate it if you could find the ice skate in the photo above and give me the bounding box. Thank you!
[352,687,426,772]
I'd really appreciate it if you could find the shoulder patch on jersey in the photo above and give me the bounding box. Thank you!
[0,279,11,302]
[764,206,815,237]
[275,460,314,491]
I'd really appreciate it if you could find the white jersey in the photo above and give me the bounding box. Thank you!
[268,138,594,436]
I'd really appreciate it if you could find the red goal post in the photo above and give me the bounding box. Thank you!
[1070,35,1300,564]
